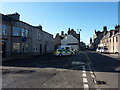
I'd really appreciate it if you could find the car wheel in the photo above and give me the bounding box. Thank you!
[59,53,62,56]
[71,52,73,55]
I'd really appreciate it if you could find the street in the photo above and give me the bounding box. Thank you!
[2,51,120,89]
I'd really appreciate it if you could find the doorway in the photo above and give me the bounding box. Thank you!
[2,42,6,57]
[45,45,47,53]
[40,44,42,54]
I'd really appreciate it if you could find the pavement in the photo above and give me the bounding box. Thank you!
[1,51,120,90]
[2,54,51,61]
[102,53,120,60]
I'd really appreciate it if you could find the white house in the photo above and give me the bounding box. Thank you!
[61,35,79,51]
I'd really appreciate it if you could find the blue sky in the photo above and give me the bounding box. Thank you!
[1,2,118,44]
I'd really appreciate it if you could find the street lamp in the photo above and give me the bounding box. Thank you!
[77,29,81,51]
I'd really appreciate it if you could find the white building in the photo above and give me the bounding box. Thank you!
[61,35,79,51]
[98,25,120,54]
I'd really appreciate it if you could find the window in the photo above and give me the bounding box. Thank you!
[0,25,2,35]
[2,25,7,35]
[107,39,108,42]
[22,43,29,52]
[22,43,25,52]
[13,43,20,52]
[116,37,118,42]
[26,43,29,52]
[0,25,2,29]
[113,37,114,43]
[34,48,36,52]
[26,29,29,37]
[21,28,29,37]
[13,27,20,36]
[21,28,25,37]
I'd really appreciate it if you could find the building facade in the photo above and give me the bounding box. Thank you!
[61,35,79,51]
[98,25,120,53]
[54,28,80,50]
[54,32,66,49]
[1,13,54,58]
[93,26,108,50]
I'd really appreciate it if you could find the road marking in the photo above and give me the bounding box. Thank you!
[84,84,89,90]
[84,52,92,64]
[91,74,95,79]
[90,71,93,73]
[93,79,97,84]
[82,70,86,73]
[83,78,88,83]
[83,73,87,77]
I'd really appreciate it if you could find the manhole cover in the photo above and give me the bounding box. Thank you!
[97,81,107,85]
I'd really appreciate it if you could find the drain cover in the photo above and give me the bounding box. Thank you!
[97,81,107,85]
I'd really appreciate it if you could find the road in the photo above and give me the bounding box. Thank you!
[1,51,120,89]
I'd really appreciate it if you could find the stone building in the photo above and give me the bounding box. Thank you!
[1,12,54,58]
[80,41,86,50]
[98,25,120,53]
[93,26,108,50]
[54,31,66,49]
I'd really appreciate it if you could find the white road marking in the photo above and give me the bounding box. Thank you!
[83,78,88,83]
[90,71,93,74]
[91,74,95,79]
[93,79,97,84]
[83,73,87,77]
[82,70,86,73]
[84,84,89,90]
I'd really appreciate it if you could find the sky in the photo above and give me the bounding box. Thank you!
[1,2,118,44]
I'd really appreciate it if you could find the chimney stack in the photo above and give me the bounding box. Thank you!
[7,12,20,21]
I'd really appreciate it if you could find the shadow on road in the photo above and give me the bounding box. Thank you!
[2,51,120,73]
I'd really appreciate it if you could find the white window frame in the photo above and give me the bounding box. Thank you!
[2,25,7,35]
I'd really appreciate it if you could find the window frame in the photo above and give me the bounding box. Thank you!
[2,25,7,35]
[12,26,21,36]
[13,43,20,52]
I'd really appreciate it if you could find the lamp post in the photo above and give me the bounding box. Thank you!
[77,29,81,51]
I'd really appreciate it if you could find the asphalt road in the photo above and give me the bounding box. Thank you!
[1,51,120,90]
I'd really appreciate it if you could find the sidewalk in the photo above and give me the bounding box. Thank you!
[2,56,31,61]
[2,53,53,62]
[101,53,120,60]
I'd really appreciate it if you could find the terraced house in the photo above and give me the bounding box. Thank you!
[98,25,120,54]
[0,12,54,58]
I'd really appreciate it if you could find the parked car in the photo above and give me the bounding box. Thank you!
[96,47,108,53]
[53,49,75,56]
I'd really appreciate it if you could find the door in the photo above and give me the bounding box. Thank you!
[2,42,6,57]
[40,44,42,54]
[45,45,47,53]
